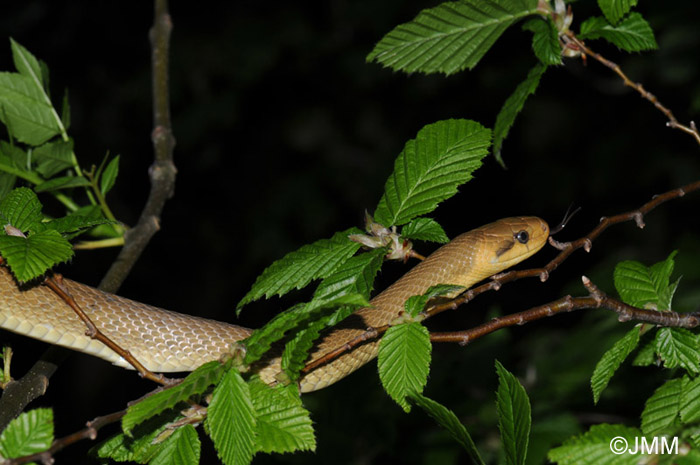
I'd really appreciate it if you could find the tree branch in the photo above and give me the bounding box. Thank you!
[563,32,700,147]
[99,0,176,294]
[430,276,699,344]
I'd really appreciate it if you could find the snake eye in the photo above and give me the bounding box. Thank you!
[514,230,529,244]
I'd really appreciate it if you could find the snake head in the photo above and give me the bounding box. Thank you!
[487,216,550,269]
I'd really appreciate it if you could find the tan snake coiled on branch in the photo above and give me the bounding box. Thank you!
[0,217,548,392]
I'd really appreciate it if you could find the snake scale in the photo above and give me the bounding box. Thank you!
[0,217,549,392]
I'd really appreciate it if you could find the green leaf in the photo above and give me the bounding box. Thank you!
[243,294,365,366]
[493,63,547,167]
[0,230,73,282]
[249,379,316,454]
[401,217,449,243]
[149,425,200,465]
[0,73,61,146]
[597,0,638,25]
[655,328,700,374]
[122,362,224,435]
[207,369,256,465]
[10,38,44,85]
[680,376,700,424]
[579,13,657,52]
[367,0,540,75]
[33,140,74,178]
[93,411,180,463]
[237,228,361,310]
[409,393,485,465]
[374,119,491,226]
[280,304,356,381]
[101,155,120,195]
[35,175,90,193]
[0,408,54,460]
[495,361,531,465]
[312,248,384,304]
[641,378,681,436]
[632,338,656,366]
[0,187,43,231]
[404,284,465,318]
[613,251,677,310]
[547,423,641,464]
[45,213,111,236]
[522,18,562,65]
[590,327,641,404]
[60,89,70,130]
[378,322,431,412]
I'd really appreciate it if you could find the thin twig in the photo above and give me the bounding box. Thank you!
[99,0,177,294]
[43,274,171,386]
[563,32,700,147]
[430,276,699,345]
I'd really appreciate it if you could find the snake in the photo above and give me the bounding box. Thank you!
[0,217,549,393]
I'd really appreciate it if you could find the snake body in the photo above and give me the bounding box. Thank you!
[0,217,548,392]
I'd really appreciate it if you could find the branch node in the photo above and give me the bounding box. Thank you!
[548,236,568,250]
[583,238,592,252]
[539,270,549,282]
[633,212,645,229]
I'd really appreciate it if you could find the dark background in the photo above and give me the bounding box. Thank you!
[1,1,700,464]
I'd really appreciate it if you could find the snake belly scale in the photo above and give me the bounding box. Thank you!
[0,217,549,393]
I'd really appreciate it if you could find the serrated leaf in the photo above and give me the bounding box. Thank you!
[655,328,700,374]
[35,175,90,193]
[207,369,256,465]
[641,378,681,436]
[33,140,74,178]
[409,393,485,464]
[101,155,120,195]
[591,327,641,404]
[150,425,200,465]
[614,252,677,310]
[243,294,365,366]
[0,230,73,282]
[0,187,42,231]
[237,228,361,310]
[0,73,61,146]
[312,248,384,304]
[597,0,638,25]
[374,119,491,226]
[680,376,700,424]
[0,141,28,171]
[10,38,44,84]
[493,63,547,167]
[367,0,540,75]
[632,338,656,366]
[579,13,657,52]
[548,424,640,465]
[495,361,531,465]
[45,213,111,236]
[401,217,449,243]
[378,322,431,412]
[122,362,224,435]
[0,408,53,460]
[280,304,357,381]
[93,411,180,463]
[522,18,562,65]
[404,284,465,318]
[249,379,315,454]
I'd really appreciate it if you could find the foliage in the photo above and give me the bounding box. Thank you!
[0,1,698,465]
